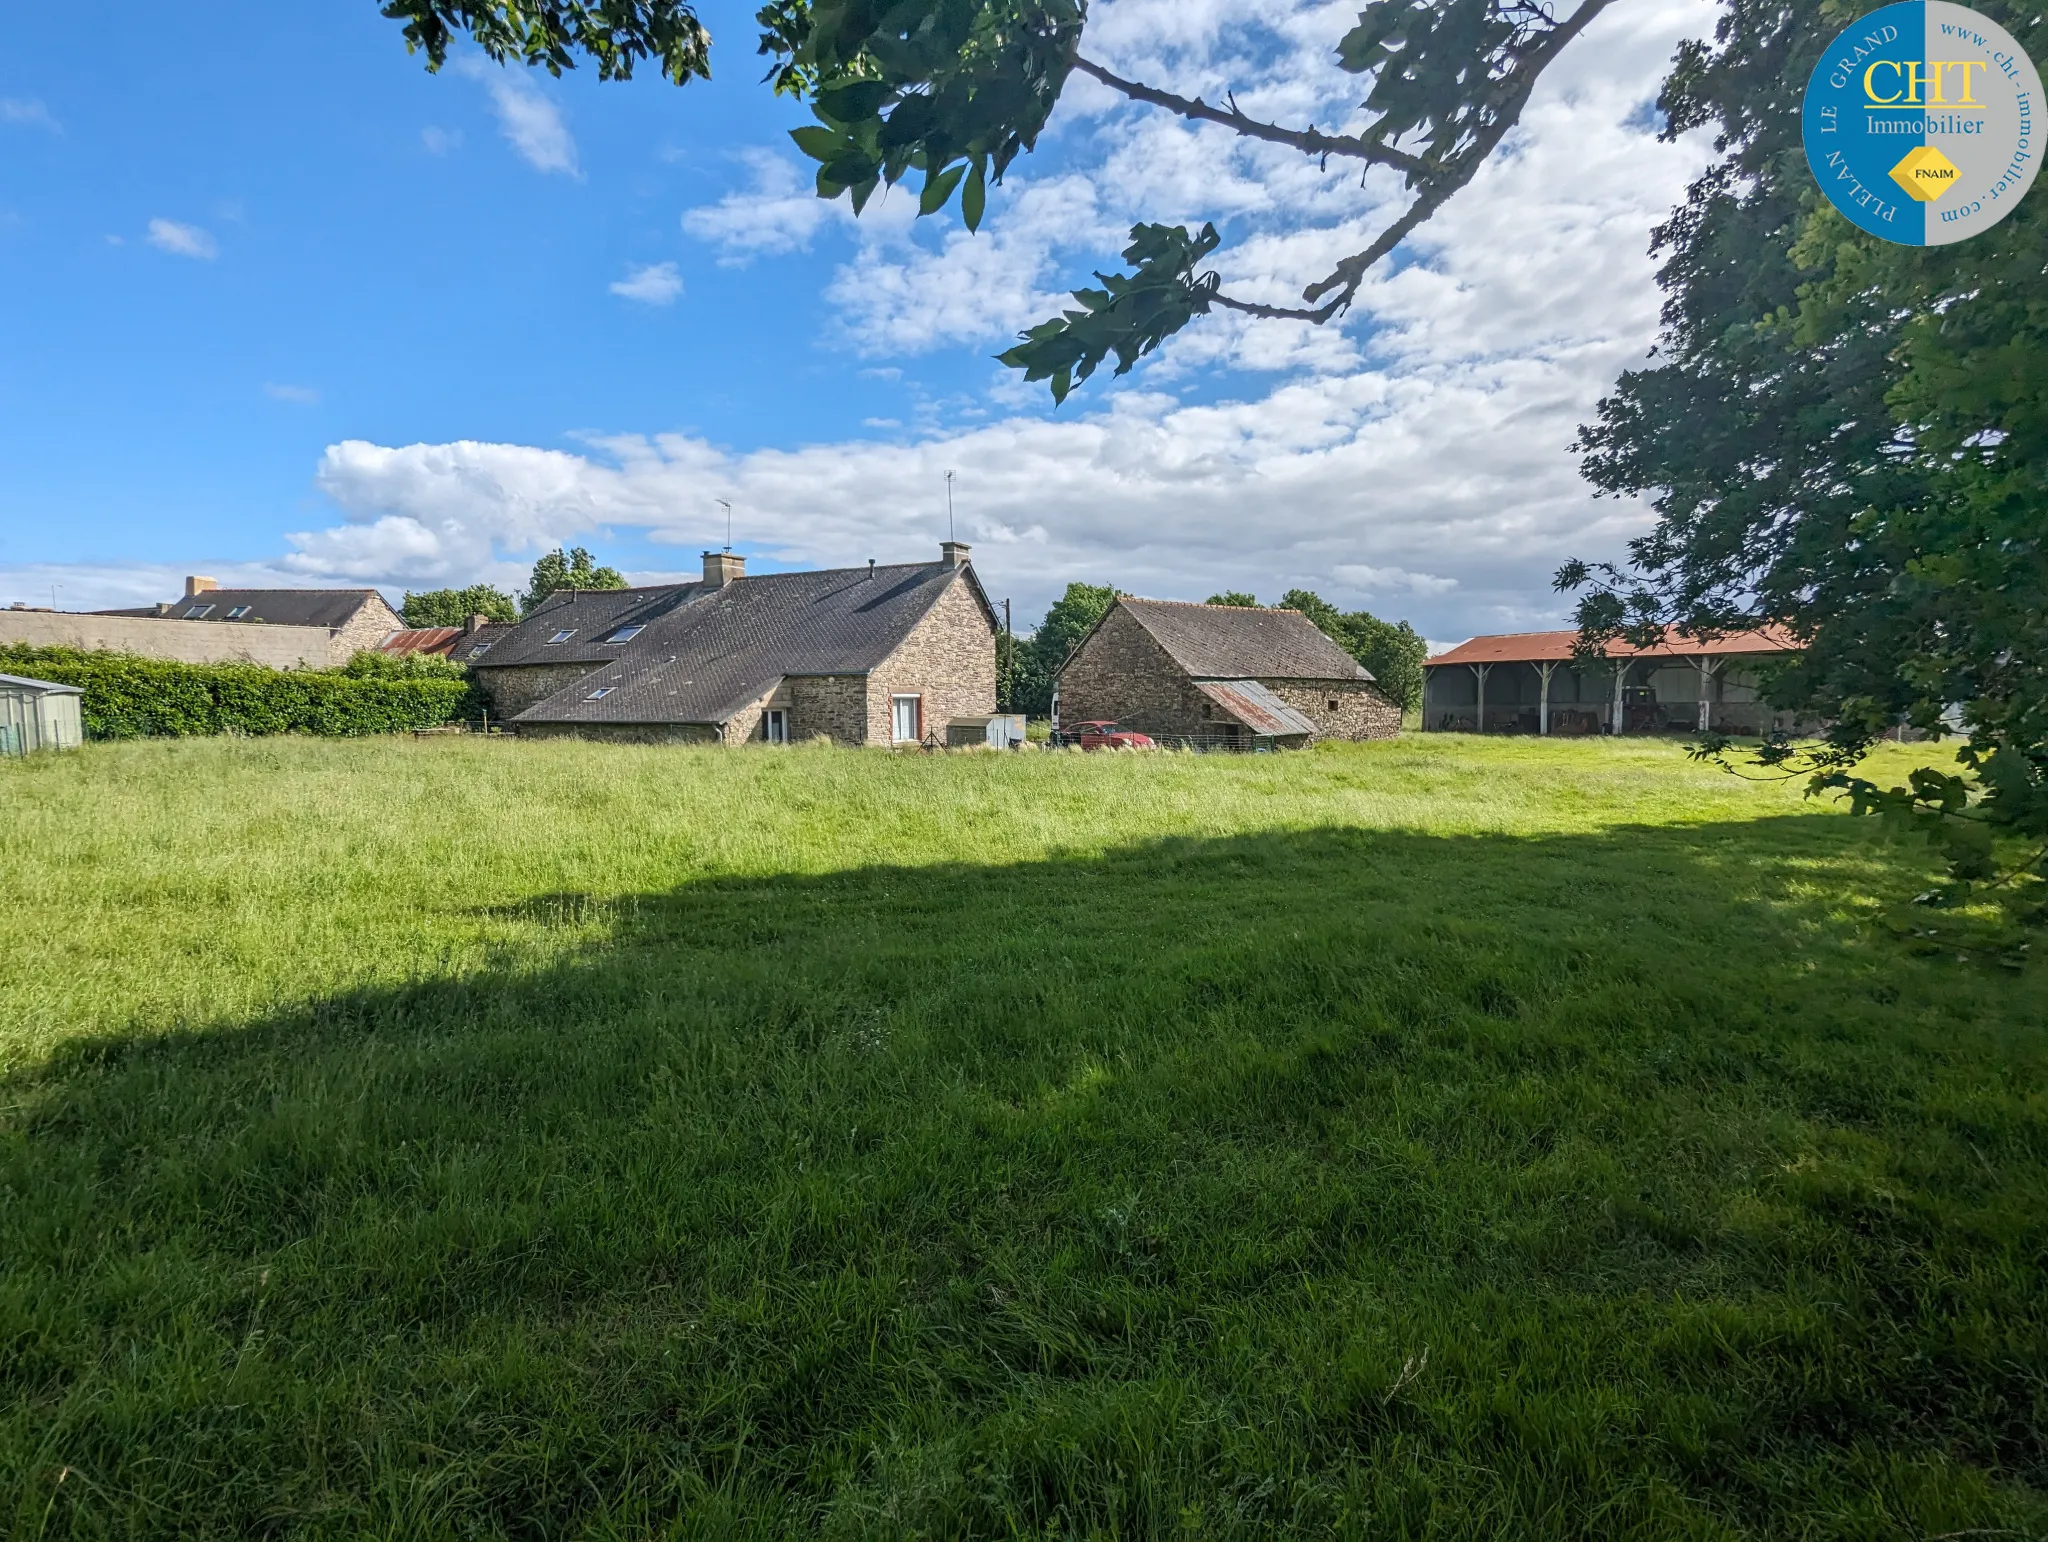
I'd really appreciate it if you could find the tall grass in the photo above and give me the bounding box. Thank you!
[1,735,2042,1538]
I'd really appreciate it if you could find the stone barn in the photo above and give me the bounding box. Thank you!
[1055,597,1400,747]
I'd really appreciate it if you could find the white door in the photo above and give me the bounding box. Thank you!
[764,709,788,744]
[891,695,920,743]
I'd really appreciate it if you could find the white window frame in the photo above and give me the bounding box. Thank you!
[891,694,922,744]
[184,604,215,619]
[763,709,788,744]
[604,625,644,643]
[586,686,614,700]
[547,629,577,644]
[225,605,252,620]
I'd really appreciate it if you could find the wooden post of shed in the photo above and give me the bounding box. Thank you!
[1611,660,1628,736]
[1472,662,1491,734]
[1536,661,1556,736]
[1694,656,1724,733]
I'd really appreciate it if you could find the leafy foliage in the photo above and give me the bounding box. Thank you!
[1565,0,2048,933]
[1278,589,1427,712]
[340,649,473,681]
[401,584,519,628]
[380,0,710,82]
[0,646,472,740]
[1206,591,1259,608]
[389,0,1616,400]
[999,224,1220,403]
[523,547,628,614]
[1004,581,1119,716]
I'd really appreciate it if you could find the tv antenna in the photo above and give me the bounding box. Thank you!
[716,498,733,552]
[945,470,955,542]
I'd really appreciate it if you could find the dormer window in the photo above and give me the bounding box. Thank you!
[547,629,577,644]
[225,605,252,620]
[183,604,215,619]
[603,625,644,644]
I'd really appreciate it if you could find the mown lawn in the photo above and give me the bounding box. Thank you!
[1,734,2043,1539]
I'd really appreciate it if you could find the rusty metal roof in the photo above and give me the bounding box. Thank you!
[1428,625,1798,668]
[1193,680,1319,738]
[378,626,466,658]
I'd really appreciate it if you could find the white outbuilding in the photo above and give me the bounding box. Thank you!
[0,674,84,754]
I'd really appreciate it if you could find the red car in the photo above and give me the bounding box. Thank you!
[1067,720,1156,751]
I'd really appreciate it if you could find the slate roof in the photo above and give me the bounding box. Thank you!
[1193,680,1320,738]
[1428,626,1798,668]
[491,562,993,727]
[100,589,392,628]
[1111,598,1372,681]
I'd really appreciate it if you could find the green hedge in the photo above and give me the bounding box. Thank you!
[0,647,474,740]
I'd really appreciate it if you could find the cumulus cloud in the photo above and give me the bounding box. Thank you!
[36,0,1716,643]
[457,58,578,176]
[682,149,849,262]
[0,98,60,132]
[609,261,683,305]
[147,219,218,260]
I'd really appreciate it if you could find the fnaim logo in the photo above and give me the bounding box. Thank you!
[1804,2,2041,244]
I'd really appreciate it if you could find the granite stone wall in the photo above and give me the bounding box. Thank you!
[866,573,997,744]
[478,664,598,717]
[1262,679,1401,741]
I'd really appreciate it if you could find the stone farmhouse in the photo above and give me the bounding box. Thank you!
[82,578,406,667]
[1056,597,1400,747]
[467,544,997,746]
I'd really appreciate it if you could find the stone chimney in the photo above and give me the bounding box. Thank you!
[465,613,491,635]
[941,540,971,569]
[185,576,218,598]
[702,550,747,588]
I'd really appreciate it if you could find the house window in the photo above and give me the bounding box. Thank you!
[891,694,922,743]
[225,606,252,620]
[763,709,788,744]
[586,686,614,700]
[468,643,492,659]
[604,625,644,643]
[1327,699,1340,711]
[183,604,215,619]
[548,629,577,644]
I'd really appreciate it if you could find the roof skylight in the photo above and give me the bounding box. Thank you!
[547,629,577,644]
[225,605,252,620]
[184,605,215,619]
[587,686,615,699]
[604,625,645,643]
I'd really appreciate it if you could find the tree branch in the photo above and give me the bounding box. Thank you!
[1071,55,1430,180]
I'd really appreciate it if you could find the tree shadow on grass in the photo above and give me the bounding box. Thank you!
[4,819,2045,1540]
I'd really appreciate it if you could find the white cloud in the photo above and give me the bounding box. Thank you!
[609,261,683,305]
[264,383,321,405]
[456,58,578,176]
[420,125,464,156]
[146,219,218,260]
[682,149,848,262]
[0,98,59,132]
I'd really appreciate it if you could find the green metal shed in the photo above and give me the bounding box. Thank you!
[0,674,84,755]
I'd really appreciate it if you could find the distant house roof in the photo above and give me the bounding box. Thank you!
[379,626,465,658]
[496,561,996,727]
[1097,598,1371,681]
[1428,626,1799,668]
[1193,680,1319,737]
[0,673,83,695]
[99,589,392,628]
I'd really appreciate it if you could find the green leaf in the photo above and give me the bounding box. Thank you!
[961,158,987,231]
[919,162,966,216]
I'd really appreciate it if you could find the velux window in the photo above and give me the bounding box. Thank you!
[547,629,577,644]
[587,686,615,700]
[604,625,644,644]
[468,643,492,658]
[225,606,252,620]
[183,605,214,619]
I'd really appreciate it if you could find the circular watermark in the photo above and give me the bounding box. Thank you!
[1804,1,2041,244]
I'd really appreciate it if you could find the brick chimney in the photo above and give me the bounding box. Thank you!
[185,576,218,598]
[941,540,971,569]
[702,550,747,588]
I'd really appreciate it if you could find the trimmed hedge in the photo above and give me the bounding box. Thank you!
[0,647,473,740]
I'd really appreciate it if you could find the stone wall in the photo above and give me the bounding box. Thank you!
[1263,679,1401,741]
[787,674,870,746]
[866,572,997,744]
[479,664,598,717]
[1056,606,1213,737]
[516,722,720,745]
[0,610,337,669]
[332,595,407,663]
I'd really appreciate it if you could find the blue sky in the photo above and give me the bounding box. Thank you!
[0,0,1715,635]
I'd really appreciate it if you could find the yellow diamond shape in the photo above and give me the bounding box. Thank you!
[1891,144,1961,202]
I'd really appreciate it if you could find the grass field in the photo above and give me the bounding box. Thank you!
[2,734,2043,1539]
